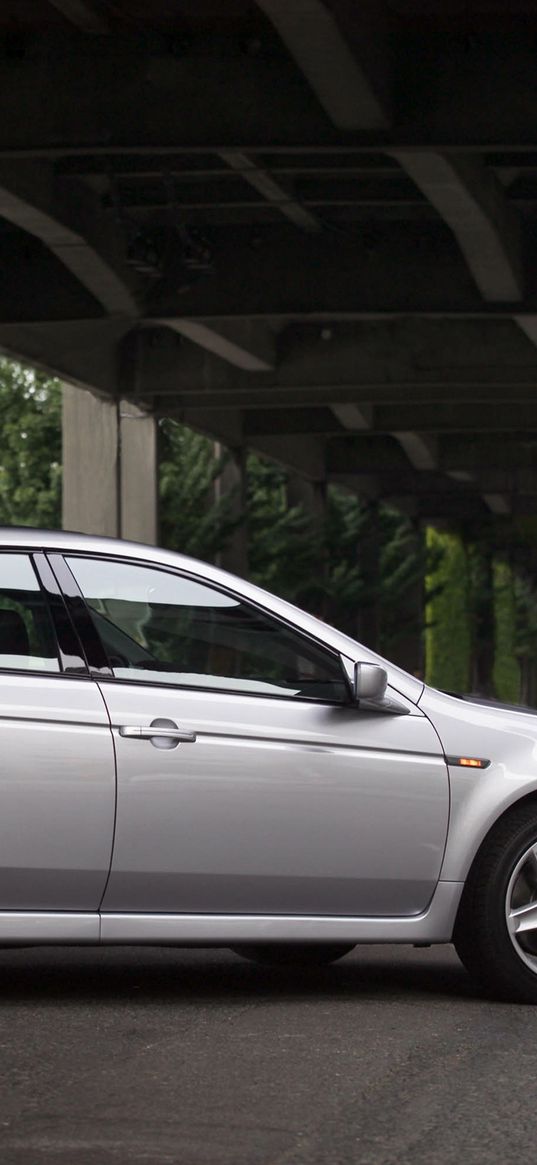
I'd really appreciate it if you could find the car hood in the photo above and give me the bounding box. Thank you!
[440,691,537,717]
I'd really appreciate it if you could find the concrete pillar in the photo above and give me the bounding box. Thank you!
[62,384,158,544]
[214,444,248,577]
[62,383,119,537]
[119,401,158,545]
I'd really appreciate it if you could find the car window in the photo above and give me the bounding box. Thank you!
[0,555,60,673]
[66,557,348,702]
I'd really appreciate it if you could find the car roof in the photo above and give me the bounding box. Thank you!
[0,526,166,557]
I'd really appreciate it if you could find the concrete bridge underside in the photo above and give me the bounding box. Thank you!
[1,2,537,561]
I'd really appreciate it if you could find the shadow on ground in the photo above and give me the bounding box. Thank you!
[0,944,481,1007]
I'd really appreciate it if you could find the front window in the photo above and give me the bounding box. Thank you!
[66,557,348,702]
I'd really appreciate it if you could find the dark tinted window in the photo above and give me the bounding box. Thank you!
[67,557,347,702]
[0,555,60,673]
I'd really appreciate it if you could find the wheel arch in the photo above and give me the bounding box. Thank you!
[452,789,537,934]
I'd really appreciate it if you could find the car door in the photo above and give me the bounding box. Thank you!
[0,551,116,910]
[63,553,449,919]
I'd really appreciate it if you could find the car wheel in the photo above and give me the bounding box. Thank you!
[230,943,355,967]
[454,803,537,1002]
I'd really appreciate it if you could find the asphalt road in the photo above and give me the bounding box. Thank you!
[0,943,535,1165]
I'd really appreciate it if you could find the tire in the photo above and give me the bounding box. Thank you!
[454,803,537,1002]
[230,943,355,967]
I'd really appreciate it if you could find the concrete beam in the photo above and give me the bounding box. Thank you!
[415,495,489,521]
[134,314,537,405]
[152,376,537,409]
[0,320,131,395]
[245,402,537,436]
[258,0,523,309]
[326,434,537,477]
[332,468,537,498]
[0,162,138,316]
[253,435,325,481]
[439,437,537,475]
[218,150,320,233]
[158,320,276,372]
[0,30,537,155]
[393,432,438,471]
[48,0,110,33]
[514,315,537,352]
[483,494,511,515]
[331,404,372,430]
[375,403,537,433]
[182,408,243,448]
[256,0,390,130]
[391,152,523,303]
[153,222,486,319]
[0,39,331,154]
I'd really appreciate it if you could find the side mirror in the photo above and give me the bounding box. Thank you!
[353,662,388,703]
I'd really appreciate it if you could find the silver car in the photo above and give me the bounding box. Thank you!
[2,528,537,1001]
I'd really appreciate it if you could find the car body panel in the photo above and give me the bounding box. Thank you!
[0,673,115,909]
[98,677,449,917]
[0,880,464,946]
[419,686,537,881]
[0,528,536,948]
[100,881,464,945]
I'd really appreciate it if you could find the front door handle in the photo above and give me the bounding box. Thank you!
[118,718,197,749]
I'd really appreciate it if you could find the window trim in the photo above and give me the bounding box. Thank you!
[32,553,89,675]
[47,553,113,677]
[55,551,354,706]
[0,549,89,682]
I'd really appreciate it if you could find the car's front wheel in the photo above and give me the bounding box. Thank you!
[230,943,355,967]
[454,803,537,1002]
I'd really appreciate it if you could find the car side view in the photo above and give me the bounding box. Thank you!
[2,527,537,1001]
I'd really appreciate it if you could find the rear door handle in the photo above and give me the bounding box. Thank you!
[118,718,197,748]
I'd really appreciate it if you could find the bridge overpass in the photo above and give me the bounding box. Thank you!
[1,0,537,563]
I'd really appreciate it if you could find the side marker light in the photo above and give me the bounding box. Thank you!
[445,755,490,769]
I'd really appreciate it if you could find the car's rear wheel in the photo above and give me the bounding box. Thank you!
[230,943,355,967]
[454,803,537,1002]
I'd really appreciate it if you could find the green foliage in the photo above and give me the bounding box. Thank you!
[159,420,239,560]
[0,359,61,528]
[425,528,471,692]
[377,506,427,658]
[159,430,429,654]
[245,455,321,604]
[492,560,520,703]
[246,463,367,631]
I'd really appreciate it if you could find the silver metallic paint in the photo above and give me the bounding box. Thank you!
[419,687,537,882]
[99,680,449,917]
[0,673,115,909]
[0,528,536,948]
[100,882,464,945]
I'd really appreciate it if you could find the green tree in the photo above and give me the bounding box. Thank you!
[159,420,238,560]
[493,560,520,703]
[425,528,471,692]
[0,358,61,528]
